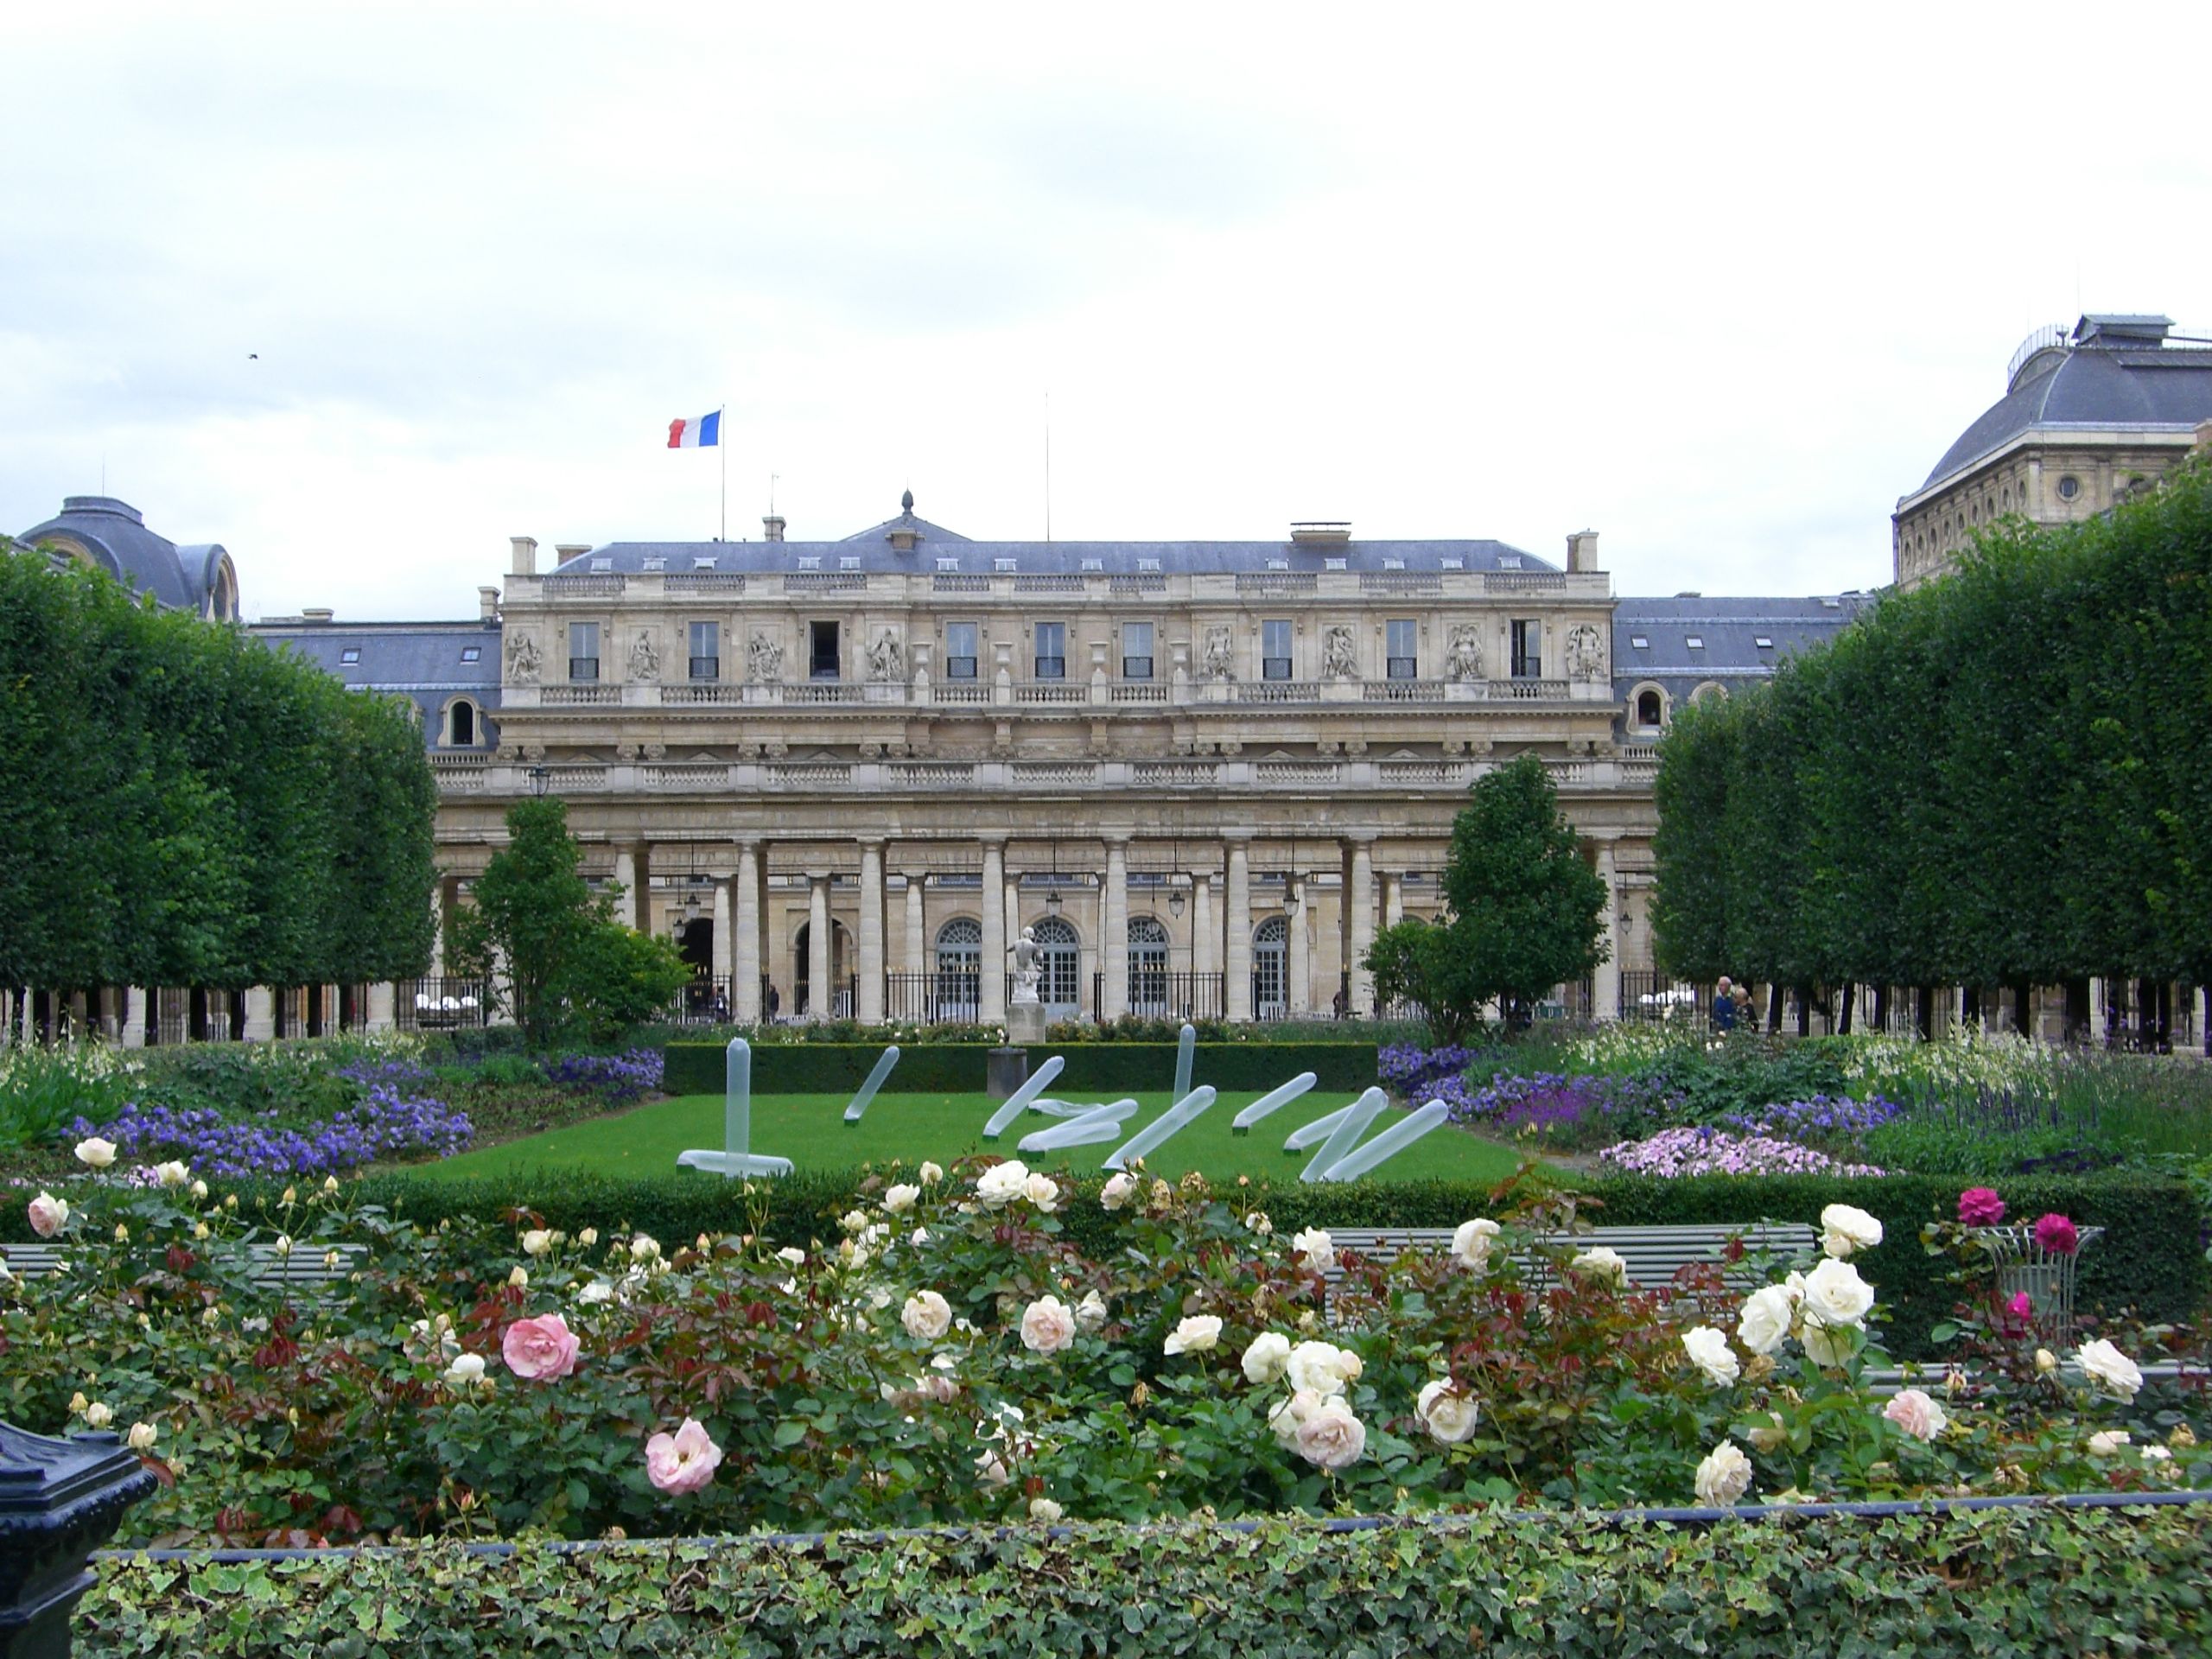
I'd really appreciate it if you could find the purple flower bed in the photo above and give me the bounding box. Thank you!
[71,1085,474,1180]
[1719,1094,1904,1148]
[334,1056,442,1093]
[1376,1043,1484,1096]
[1598,1126,1886,1179]
[543,1049,664,1104]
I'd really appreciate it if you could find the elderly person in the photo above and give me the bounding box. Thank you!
[1712,976,1737,1033]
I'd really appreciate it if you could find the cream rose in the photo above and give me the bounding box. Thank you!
[1164,1314,1222,1356]
[84,1402,114,1430]
[1819,1203,1885,1259]
[73,1137,117,1169]
[1799,1257,1875,1331]
[443,1352,489,1387]
[127,1421,158,1452]
[1099,1172,1137,1211]
[154,1160,190,1189]
[1746,1412,1789,1453]
[1570,1245,1629,1287]
[1023,1172,1061,1213]
[1291,1227,1335,1270]
[918,1160,944,1185]
[521,1229,553,1257]
[1799,1320,1854,1369]
[1029,1497,1064,1523]
[1451,1217,1502,1270]
[2087,1428,2132,1457]
[1693,1440,1752,1505]
[1415,1378,1480,1444]
[1294,1398,1367,1470]
[902,1290,953,1341]
[1269,1389,1323,1446]
[976,1161,1032,1207]
[27,1192,68,1239]
[2075,1338,2143,1402]
[1737,1285,1796,1356]
[1075,1288,1109,1332]
[1242,1332,1292,1386]
[1681,1325,1740,1388]
[1020,1294,1077,1355]
[883,1184,921,1215]
[1881,1388,1947,1442]
[1284,1339,1360,1396]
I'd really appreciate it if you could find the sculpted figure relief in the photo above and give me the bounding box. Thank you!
[1322,625,1358,679]
[1445,626,1484,683]
[1565,623,1606,682]
[505,633,541,683]
[747,632,785,683]
[867,627,904,682]
[1201,626,1235,682]
[627,631,660,683]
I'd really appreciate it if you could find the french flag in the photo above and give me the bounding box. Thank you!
[667,411,721,448]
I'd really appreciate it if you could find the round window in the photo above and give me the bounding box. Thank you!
[2057,475,2081,500]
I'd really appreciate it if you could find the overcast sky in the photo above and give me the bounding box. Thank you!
[5,3,2209,620]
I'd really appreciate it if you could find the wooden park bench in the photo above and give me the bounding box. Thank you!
[1323,1222,1819,1292]
[0,1240,367,1294]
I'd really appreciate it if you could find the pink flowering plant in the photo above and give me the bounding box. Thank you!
[0,1160,2202,1547]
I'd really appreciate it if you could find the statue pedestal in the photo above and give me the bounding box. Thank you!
[1007,1001,1048,1047]
[987,1045,1032,1101]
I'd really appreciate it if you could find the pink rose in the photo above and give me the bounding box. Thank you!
[2007,1292,2033,1320]
[2032,1213,2079,1256]
[1881,1388,1948,1442]
[1957,1188,2005,1226]
[645,1418,722,1494]
[500,1313,582,1381]
[27,1192,69,1239]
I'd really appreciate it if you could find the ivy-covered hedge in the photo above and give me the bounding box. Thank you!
[83,1503,2212,1656]
[661,1041,1378,1096]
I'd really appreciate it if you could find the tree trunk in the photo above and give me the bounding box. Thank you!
[1915,985,1935,1040]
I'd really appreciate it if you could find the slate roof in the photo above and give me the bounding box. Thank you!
[1912,315,2212,497]
[250,618,503,745]
[16,496,229,613]
[1611,594,1875,696]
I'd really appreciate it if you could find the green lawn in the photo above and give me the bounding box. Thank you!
[416,1090,1533,1186]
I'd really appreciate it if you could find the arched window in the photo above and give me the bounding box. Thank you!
[935,918,982,1022]
[1253,916,1289,1020]
[1032,914,1081,1015]
[447,698,478,747]
[1128,916,1169,1015]
[1634,688,1664,728]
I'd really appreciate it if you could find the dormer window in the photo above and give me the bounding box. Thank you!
[340,648,360,664]
[1137,557,1161,573]
[642,556,665,571]
[1382,556,1406,570]
[1497,556,1522,569]
[1686,636,1705,650]
[1630,635,1649,649]
[590,556,612,571]
[461,646,481,663]
[1440,556,1463,569]
[1267,557,1289,571]
[995,557,1017,573]
[692,556,716,569]
[1080,557,1104,572]
[798,556,821,570]
[937,556,961,572]
[1755,636,1774,650]
[840,556,861,570]
[1325,556,1347,571]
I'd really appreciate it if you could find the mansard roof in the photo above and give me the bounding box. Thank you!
[250,617,503,734]
[16,496,235,615]
[1611,593,1876,695]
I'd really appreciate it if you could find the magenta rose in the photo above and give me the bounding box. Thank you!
[645,1418,723,1494]
[501,1313,582,1381]
[1957,1187,2005,1226]
[2032,1213,2079,1256]
[2007,1291,2033,1320]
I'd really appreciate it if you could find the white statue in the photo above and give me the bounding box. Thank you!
[1010,926,1042,1005]
[1201,626,1235,682]
[747,632,785,683]
[1565,623,1606,682]
[867,627,904,682]
[627,631,660,683]
[504,633,541,683]
[1323,625,1357,679]
[1445,626,1484,683]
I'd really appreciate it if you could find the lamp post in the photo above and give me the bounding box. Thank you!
[525,765,550,798]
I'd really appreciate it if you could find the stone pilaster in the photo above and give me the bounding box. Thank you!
[859,840,886,1025]
[1225,837,1253,1022]
[980,839,1007,1025]
[1103,838,1129,1021]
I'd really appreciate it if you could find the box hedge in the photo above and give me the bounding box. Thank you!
[82,1503,2212,1657]
[660,1040,1379,1096]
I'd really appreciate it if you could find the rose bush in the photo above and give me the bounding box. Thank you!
[0,1159,2201,1548]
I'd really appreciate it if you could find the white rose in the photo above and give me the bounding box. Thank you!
[1242,1332,1292,1386]
[1291,1228,1335,1271]
[2035,1348,2058,1374]
[918,1161,944,1185]
[577,1280,614,1306]
[1570,1246,1628,1287]
[127,1421,158,1452]
[884,1184,920,1215]
[839,1209,870,1236]
[189,1179,208,1201]
[1294,1398,1367,1470]
[910,1227,931,1249]
[1020,1294,1076,1355]
[1799,1258,1875,1332]
[1415,1378,1480,1444]
[506,1265,526,1288]
[2075,1339,2143,1402]
[1451,1217,1502,1270]
[2087,1429,2132,1457]
[576,1227,599,1249]
[154,1160,190,1189]
[1284,1340,1359,1396]
[1819,1204,1885,1259]
[1746,1412,1789,1453]
[1800,1320,1854,1369]
[1681,1325,1741,1388]
[84,1402,114,1429]
[1737,1285,1796,1356]
[1024,1172,1061,1213]
[73,1137,118,1169]
[975,1447,1012,1487]
[1269,1389,1322,1446]
[2141,1445,2174,1465]
[1164,1314,1222,1357]
[1099,1172,1137,1211]
[976,1162,1031,1208]
[903,1290,952,1341]
[1075,1288,1109,1332]
[1244,1211,1273,1236]
[1881,1388,1947,1442]
[1029,1497,1064,1523]
[521,1229,553,1257]
[443,1353,488,1387]
[1693,1440,1752,1505]
[777,1247,807,1268]
[629,1235,660,1263]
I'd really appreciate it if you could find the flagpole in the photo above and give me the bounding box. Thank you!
[719,405,727,543]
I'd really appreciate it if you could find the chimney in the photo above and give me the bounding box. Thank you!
[301,607,334,625]
[478,586,500,621]
[553,543,592,571]
[1289,521,1351,544]
[762,514,786,543]
[1566,531,1600,573]
[509,536,538,577]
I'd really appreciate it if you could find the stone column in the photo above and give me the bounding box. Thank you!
[859,840,887,1025]
[981,839,1008,1025]
[1225,836,1253,1022]
[1192,873,1215,982]
[1383,872,1404,929]
[713,869,735,982]
[734,842,762,1021]
[1288,879,1313,1017]
[124,987,148,1050]
[1005,873,1021,955]
[1347,837,1376,1017]
[0,988,12,1046]
[808,875,831,1020]
[904,872,926,975]
[1594,839,1621,1021]
[366,982,396,1033]
[613,848,639,929]
[243,986,275,1042]
[1103,838,1129,1020]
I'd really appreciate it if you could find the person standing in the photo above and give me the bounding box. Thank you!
[1712,976,1737,1033]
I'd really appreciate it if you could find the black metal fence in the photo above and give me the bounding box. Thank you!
[397,978,490,1031]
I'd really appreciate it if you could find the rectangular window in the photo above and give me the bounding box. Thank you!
[1510,620,1541,679]
[936,556,961,572]
[1080,557,1103,572]
[1754,636,1774,650]
[1630,634,1649,649]
[840,555,861,571]
[642,556,665,571]
[995,557,1017,573]
[1325,556,1347,571]
[692,556,716,569]
[461,645,480,663]
[945,621,979,680]
[1440,556,1464,570]
[590,556,612,571]
[798,556,821,570]
[1122,621,1154,681]
[1137,557,1161,573]
[1262,619,1293,680]
[809,620,839,679]
[1685,635,1705,650]
[340,647,360,664]
[1386,618,1418,679]
[689,620,719,681]
[569,621,600,682]
[1033,621,1065,679]
[1266,556,1289,571]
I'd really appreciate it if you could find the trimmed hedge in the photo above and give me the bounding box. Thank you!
[661,1041,1379,1096]
[83,1504,2212,1656]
